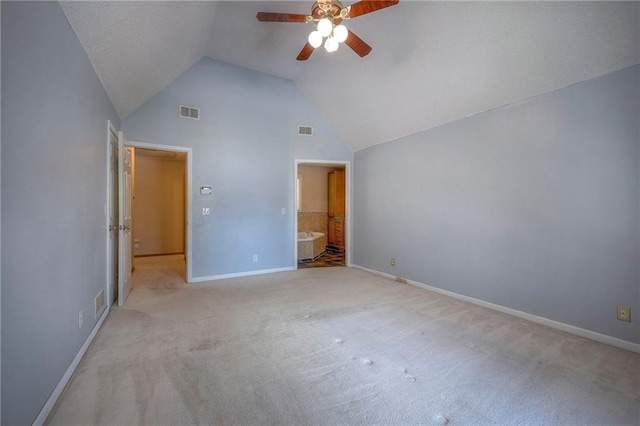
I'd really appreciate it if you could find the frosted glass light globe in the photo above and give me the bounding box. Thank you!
[308,31,322,48]
[324,36,339,53]
[317,18,333,37]
[333,24,348,43]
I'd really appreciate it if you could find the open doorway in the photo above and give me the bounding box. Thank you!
[130,145,191,284]
[133,148,187,258]
[106,131,193,308]
[295,161,350,268]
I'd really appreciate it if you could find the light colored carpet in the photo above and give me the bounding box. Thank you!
[48,256,639,425]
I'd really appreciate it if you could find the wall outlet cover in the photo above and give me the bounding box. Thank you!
[617,305,631,322]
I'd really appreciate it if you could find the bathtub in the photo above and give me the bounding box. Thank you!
[297,231,326,262]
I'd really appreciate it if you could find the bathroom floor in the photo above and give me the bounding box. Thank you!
[298,247,345,268]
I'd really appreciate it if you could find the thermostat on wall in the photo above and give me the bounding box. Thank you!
[200,186,212,195]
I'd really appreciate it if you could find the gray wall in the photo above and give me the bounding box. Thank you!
[1,2,120,424]
[354,66,639,344]
[298,165,336,213]
[1,3,3,422]
[123,58,352,278]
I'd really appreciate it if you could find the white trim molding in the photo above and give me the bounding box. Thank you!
[351,264,640,354]
[33,306,110,425]
[191,267,295,283]
[105,120,118,309]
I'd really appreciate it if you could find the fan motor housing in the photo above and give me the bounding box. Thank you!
[311,0,345,21]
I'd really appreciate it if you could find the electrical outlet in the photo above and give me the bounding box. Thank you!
[391,258,396,266]
[202,207,210,215]
[617,305,631,322]
[78,310,83,329]
[253,254,258,262]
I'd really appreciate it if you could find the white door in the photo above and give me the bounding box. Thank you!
[109,130,119,303]
[118,131,133,306]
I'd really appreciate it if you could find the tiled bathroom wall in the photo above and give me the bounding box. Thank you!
[298,212,328,234]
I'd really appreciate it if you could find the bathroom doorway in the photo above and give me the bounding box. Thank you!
[294,160,350,269]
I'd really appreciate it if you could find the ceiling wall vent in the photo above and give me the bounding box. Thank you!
[298,125,313,136]
[179,105,200,120]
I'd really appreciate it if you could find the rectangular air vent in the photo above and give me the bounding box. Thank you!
[298,125,313,136]
[179,105,200,120]
[95,289,105,318]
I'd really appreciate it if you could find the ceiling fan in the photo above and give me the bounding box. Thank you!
[256,0,399,60]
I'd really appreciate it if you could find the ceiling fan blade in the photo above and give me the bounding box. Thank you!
[256,12,308,23]
[296,42,315,61]
[347,0,399,18]
[344,30,372,57]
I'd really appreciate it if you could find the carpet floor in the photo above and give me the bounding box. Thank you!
[47,256,639,425]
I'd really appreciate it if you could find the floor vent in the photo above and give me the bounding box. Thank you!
[179,105,200,120]
[298,125,313,136]
[95,289,105,318]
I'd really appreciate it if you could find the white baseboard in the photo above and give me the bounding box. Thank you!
[351,264,640,354]
[33,305,110,425]
[191,266,295,283]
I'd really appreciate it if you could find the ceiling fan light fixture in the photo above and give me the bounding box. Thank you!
[308,30,323,48]
[333,24,348,43]
[257,0,400,61]
[324,36,339,53]
[317,17,333,37]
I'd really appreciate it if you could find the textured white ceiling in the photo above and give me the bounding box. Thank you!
[61,1,639,151]
[61,1,219,118]
[206,1,312,80]
[294,1,640,150]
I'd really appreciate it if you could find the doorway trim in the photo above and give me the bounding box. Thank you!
[294,159,352,269]
[129,140,194,283]
[105,120,118,307]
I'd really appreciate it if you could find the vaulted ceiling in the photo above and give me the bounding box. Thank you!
[61,1,639,151]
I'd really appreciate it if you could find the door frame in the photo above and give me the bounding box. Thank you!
[293,159,352,269]
[105,120,118,306]
[129,140,194,283]
[117,132,133,306]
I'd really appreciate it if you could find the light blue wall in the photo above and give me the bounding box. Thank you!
[354,66,640,344]
[1,2,120,424]
[0,3,3,421]
[0,1,2,423]
[123,58,353,278]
